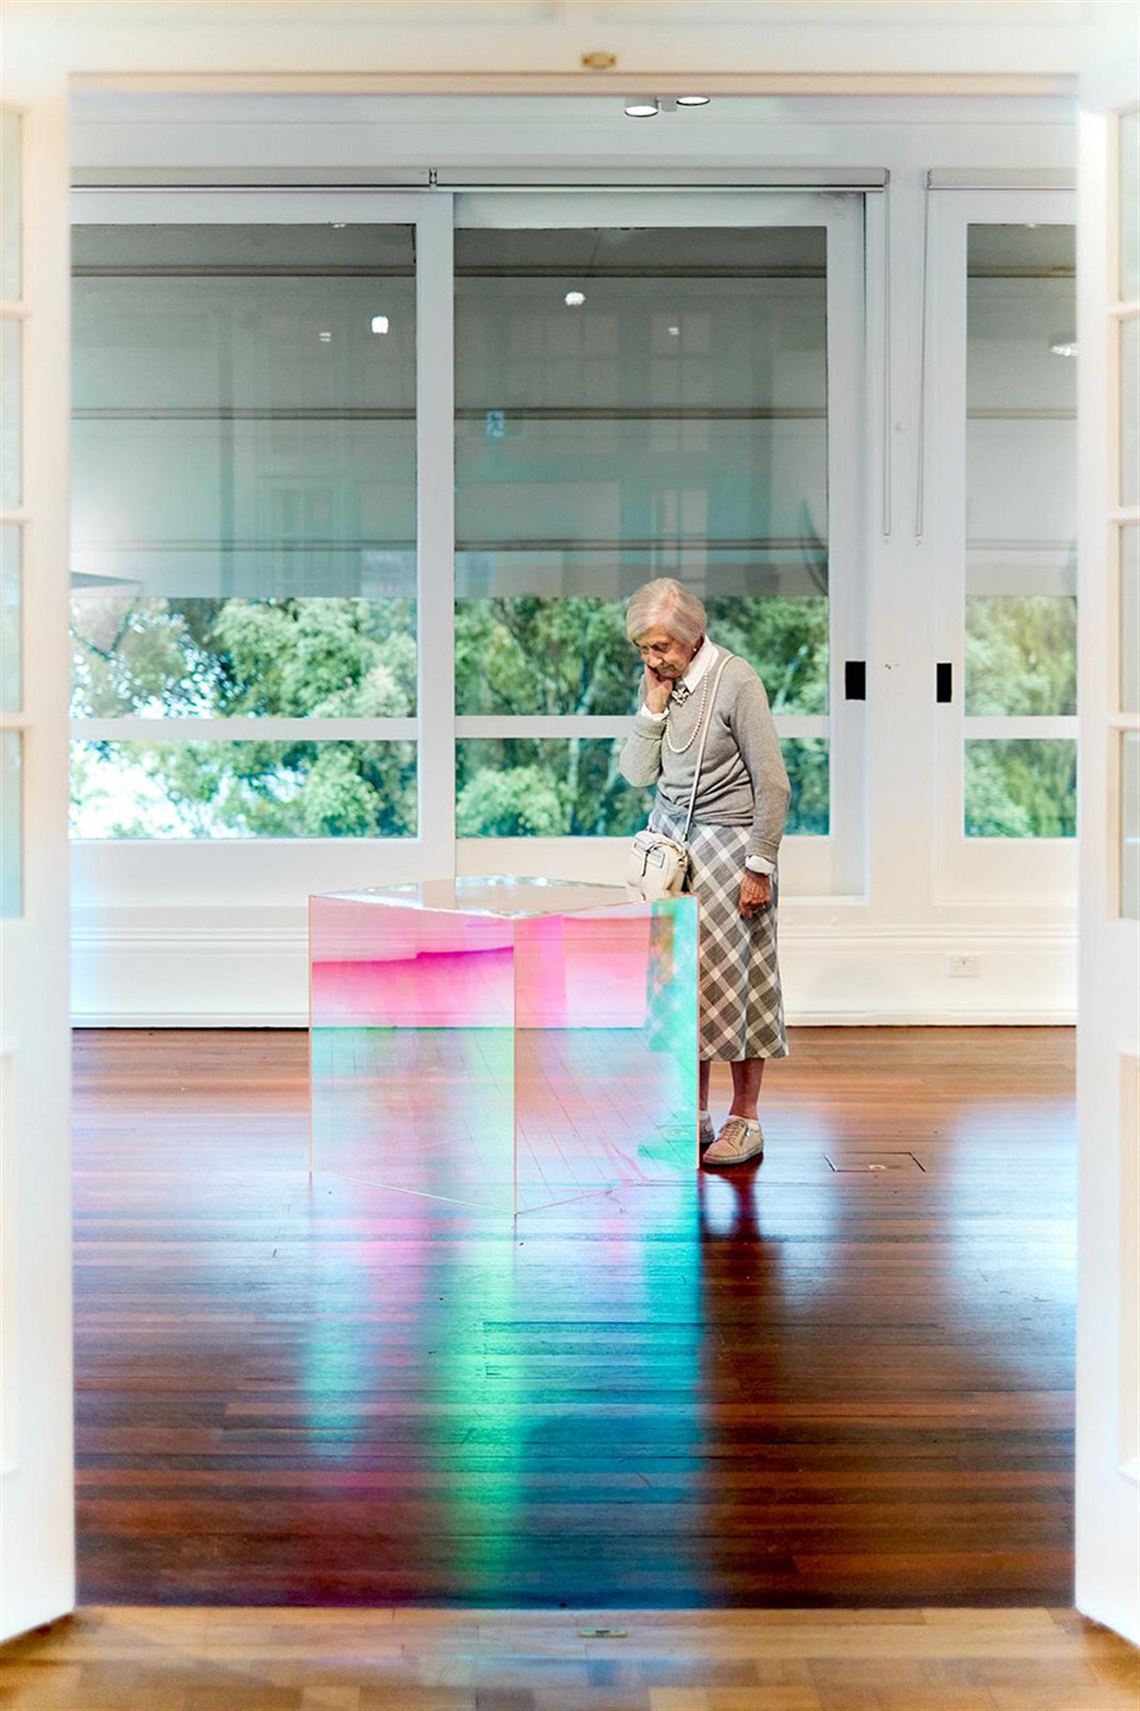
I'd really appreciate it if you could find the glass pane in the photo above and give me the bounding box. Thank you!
[456,735,826,838]
[71,225,416,719]
[1123,731,1140,920]
[1,524,20,713]
[1122,315,1139,511]
[71,596,416,719]
[454,592,827,718]
[1,110,21,302]
[964,738,1077,838]
[1,317,20,509]
[71,739,416,839]
[965,595,1076,715]
[965,225,1068,629]
[454,226,830,738]
[1121,109,1139,305]
[1123,525,1140,715]
[0,729,21,915]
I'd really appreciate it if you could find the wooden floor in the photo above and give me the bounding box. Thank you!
[72,1027,1077,1609]
[6,1606,1137,1709]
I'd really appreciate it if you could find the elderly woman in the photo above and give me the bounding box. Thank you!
[620,578,790,1167]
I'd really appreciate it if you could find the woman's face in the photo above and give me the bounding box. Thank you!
[636,627,699,682]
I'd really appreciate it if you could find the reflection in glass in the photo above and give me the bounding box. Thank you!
[1121,109,1139,305]
[310,882,699,1213]
[70,595,417,719]
[454,226,830,742]
[1123,526,1139,715]
[965,595,1076,716]
[1,525,20,713]
[0,730,21,916]
[965,738,1077,839]
[1,110,20,302]
[1,318,19,509]
[70,739,416,839]
[1123,732,1140,920]
[455,735,826,838]
[71,225,416,600]
[1122,316,1139,511]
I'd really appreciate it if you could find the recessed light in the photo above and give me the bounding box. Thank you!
[371,315,390,335]
[624,97,660,118]
[1050,339,1078,358]
[565,290,586,307]
[318,331,332,343]
[667,325,681,337]
[676,95,710,106]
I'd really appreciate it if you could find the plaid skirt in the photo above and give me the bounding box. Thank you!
[651,808,788,1062]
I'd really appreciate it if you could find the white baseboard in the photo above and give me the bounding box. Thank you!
[70,906,1077,1028]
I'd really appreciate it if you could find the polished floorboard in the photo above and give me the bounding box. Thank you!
[7,1606,1137,1710]
[72,1027,1077,1609]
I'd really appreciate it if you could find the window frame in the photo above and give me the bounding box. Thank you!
[926,186,1080,903]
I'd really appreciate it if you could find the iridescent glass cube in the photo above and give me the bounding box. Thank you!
[310,877,699,1213]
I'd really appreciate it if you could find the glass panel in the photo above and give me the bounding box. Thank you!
[454,226,830,741]
[1,317,20,509]
[965,595,1077,715]
[966,225,1076,730]
[1122,315,1139,511]
[0,729,21,915]
[1123,731,1140,920]
[70,739,416,839]
[1121,109,1139,305]
[71,223,416,668]
[1123,525,1140,715]
[454,591,827,718]
[456,735,826,838]
[964,738,1077,838]
[1,525,20,713]
[1,110,21,302]
[310,884,699,1214]
[71,596,416,719]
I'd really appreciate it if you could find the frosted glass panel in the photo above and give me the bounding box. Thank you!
[1123,526,1139,715]
[454,226,829,733]
[1122,316,1139,511]
[1,110,20,302]
[1,318,20,509]
[71,739,416,838]
[1121,109,1139,304]
[1123,733,1140,920]
[1,525,19,713]
[0,730,21,916]
[71,224,416,600]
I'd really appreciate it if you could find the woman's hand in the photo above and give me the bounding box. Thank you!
[739,869,771,918]
[641,666,673,715]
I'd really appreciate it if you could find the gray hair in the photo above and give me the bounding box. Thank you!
[624,578,707,649]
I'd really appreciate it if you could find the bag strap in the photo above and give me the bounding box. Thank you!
[681,649,732,843]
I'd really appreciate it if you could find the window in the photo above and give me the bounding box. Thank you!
[70,221,418,838]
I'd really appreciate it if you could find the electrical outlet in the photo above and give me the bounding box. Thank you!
[945,954,981,979]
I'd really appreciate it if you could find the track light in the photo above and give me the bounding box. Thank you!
[624,97,660,118]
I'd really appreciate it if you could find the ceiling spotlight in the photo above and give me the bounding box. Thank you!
[676,95,710,106]
[371,315,391,335]
[624,97,660,118]
[318,330,332,343]
[564,290,586,307]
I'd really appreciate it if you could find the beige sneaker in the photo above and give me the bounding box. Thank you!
[702,1116,764,1168]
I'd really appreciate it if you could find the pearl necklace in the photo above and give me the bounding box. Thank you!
[664,663,712,755]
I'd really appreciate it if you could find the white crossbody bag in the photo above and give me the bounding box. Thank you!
[625,652,731,902]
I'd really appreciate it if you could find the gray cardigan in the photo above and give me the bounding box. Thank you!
[619,652,791,869]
